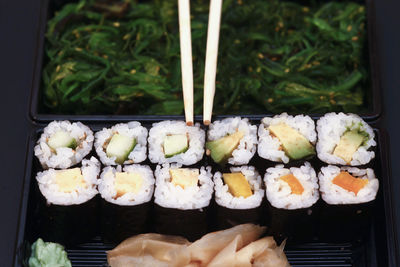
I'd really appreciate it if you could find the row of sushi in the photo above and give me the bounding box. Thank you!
[37,158,378,210]
[34,113,376,170]
[35,156,378,244]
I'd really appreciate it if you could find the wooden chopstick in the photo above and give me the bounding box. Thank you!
[178,0,194,126]
[203,0,223,125]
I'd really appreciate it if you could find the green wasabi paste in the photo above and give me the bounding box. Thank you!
[28,238,72,267]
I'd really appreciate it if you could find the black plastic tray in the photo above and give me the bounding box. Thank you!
[28,0,382,123]
[13,119,398,266]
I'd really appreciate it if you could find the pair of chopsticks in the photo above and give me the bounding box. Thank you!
[178,0,223,126]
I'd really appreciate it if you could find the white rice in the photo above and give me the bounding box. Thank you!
[154,163,213,210]
[264,162,319,210]
[207,117,257,165]
[95,121,148,165]
[319,165,379,205]
[214,166,264,209]
[258,113,316,163]
[34,121,94,169]
[316,113,376,165]
[98,164,155,206]
[148,121,205,165]
[36,157,100,205]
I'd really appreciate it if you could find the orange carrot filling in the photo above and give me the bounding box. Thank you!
[280,174,304,195]
[332,171,369,195]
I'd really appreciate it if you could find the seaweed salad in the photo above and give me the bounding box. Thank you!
[42,0,368,115]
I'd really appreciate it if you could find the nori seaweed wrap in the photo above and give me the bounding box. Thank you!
[98,164,155,244]
[34,157,100,245]
[153,164,213,241]
[264,163,319,242]
[213,166,264,230]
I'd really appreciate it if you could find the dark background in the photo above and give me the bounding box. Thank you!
[0,0,399,266]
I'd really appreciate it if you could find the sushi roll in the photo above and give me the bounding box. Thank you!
[34,121,94,169]
[35,157,100,244]
[153,164,213,240]
[258,113,316,163]
[316,113,376,165]
[319,165,378,205]
[206,117,257,165]
[148,121,205,165]
[95,121,147,165]
[264,162,319,242]
[98,164,155,243]
[214,166,264,209]
[36,157,100,205]
[213,166,264,230]
[318,165,379,241]
[99,165,154,206]
[265,162,319,210]
[154,164,213,209]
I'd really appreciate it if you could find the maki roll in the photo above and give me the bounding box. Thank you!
[35,157,100,244]
[34,121,94,169]
[265,162,319,210]
[316,113,376,165]
[154,164,213,209]
[258,113,316,163]
[318,165,379,241]
[148,121,205,165]
[264,162,319,242]
[36,157,100,205]
[206,117,257,165]
[153,164,213,240]
[214,166,264,209]
[95,122,147,165]
[213,166,264,229]
[319,165,378,205]
[98,164,155,243]
[99,165,154,206]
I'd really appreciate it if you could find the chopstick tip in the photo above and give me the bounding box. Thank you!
[203,120,211,126]
[186,121,193,126]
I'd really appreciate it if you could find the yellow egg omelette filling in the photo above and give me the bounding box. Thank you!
[55,168,86,193]
[114,172,143,198]
[170,168,199,189]
[222,172,253,198]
